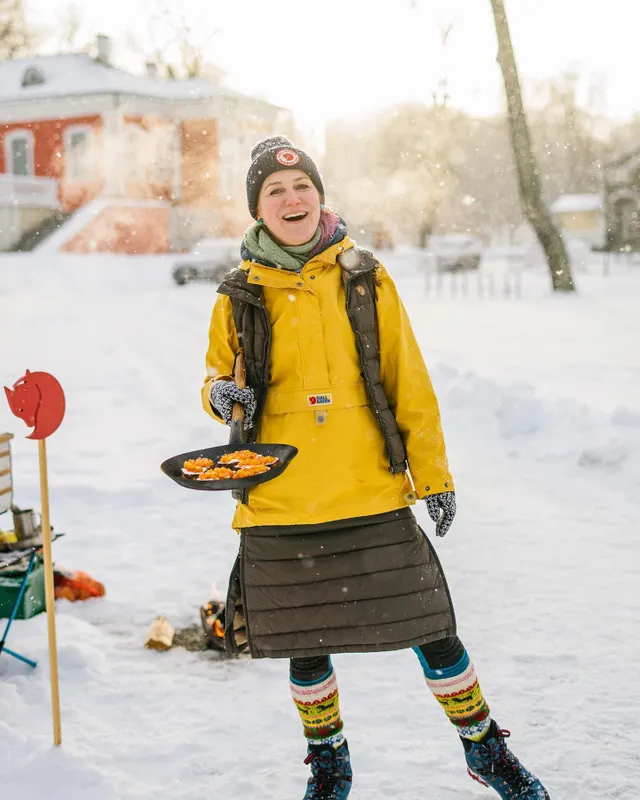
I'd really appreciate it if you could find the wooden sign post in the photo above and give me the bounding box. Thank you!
[4,370,66,746]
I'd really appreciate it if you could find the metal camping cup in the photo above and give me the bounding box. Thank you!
[12,508,42,540]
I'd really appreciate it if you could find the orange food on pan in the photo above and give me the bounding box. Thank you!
[237,454,279,467]
[197,467,235,481]
[219,449,257,464]
[182,450,278,480]
[232,464,269,479]
[183,457,214,473]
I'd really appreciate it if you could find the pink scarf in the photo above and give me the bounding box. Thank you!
[310,209,342,257]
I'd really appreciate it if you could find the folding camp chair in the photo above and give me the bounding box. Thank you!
[0,434,37,667]
[0,432,12,514]
[0,550,39,668]
[0,433,63,670]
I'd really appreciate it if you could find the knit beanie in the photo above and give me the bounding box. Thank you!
[245,136,325,219]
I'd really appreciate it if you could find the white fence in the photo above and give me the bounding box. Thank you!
[419,251,640,300]
[424,268,525,299]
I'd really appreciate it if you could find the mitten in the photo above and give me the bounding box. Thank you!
[209,380,256,430]
[425,491,457,537]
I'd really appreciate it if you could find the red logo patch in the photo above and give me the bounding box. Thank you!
[276,148,300,166]
[307,393,332,406]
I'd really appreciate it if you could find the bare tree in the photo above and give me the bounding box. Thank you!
[324,104,464,246]
[529,70,607,200]
[56,3,84,51]
[432,14,456,109]
[490,0,574,291]
[403,4,462,245]
[444,114,523,240]
[0,0,32,59]
[126,0,221,79]
[39,3,95,54]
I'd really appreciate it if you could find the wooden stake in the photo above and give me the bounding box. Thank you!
[38,438,62,746]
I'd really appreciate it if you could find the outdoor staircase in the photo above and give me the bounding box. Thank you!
[9,211,74,252]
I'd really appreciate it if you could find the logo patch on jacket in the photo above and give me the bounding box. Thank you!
[307,393,332,406]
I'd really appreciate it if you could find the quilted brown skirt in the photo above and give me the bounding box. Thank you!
[228,507,456,659]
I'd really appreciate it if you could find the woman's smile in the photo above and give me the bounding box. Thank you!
[281,211,309,223]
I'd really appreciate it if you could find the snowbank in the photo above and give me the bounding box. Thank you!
[0,249,639,799]
[434,366,640,493]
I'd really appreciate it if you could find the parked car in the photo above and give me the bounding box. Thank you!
[172,238,241,286]
[426,234,483,272]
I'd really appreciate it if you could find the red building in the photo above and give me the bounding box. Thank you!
[0,36,293,253]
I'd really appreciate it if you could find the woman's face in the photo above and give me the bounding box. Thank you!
[257,169,321,246]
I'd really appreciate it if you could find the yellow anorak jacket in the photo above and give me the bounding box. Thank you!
[201,236,453,530]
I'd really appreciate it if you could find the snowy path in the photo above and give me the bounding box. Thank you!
[1,254,638,798]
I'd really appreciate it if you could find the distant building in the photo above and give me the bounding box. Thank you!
[0,36,293,253]
[602,146,640,251]
[549,193,604,248]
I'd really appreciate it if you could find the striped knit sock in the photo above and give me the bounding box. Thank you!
[414,647,492,742]
[289,661,345,748]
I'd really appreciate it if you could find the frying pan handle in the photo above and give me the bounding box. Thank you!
[229,349,246,445]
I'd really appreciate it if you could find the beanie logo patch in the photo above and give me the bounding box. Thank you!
[276,148,300,166]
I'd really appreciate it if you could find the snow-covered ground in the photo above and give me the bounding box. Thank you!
[0,250,638,799]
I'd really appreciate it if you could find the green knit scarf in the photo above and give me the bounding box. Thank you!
[243,221,322,272]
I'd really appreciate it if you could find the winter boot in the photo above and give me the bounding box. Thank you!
[462,721,550,798]
[303,740,352,799]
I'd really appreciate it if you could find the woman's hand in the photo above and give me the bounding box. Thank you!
[209,380,257,430]
[425,492,457,537]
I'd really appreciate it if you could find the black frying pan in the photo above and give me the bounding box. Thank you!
[161,350,298,492]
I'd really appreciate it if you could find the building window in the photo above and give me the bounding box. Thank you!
[4,130,35,176]
[11,139,29,175]
[148,126,174,185]
[123,123,174,185]
[123,124,144,181]
[64,125,93,181]
[21,67,46,88]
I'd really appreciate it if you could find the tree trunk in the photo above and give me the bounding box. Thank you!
[489,0,575,291]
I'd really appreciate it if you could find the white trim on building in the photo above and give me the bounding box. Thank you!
[0,174,58,207]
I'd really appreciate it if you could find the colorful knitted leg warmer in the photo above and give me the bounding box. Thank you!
[290,655,345,748]
[415,637,492,742]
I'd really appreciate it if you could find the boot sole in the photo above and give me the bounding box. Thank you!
[467,767,551,798]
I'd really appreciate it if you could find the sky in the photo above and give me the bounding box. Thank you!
[25,0,639,137]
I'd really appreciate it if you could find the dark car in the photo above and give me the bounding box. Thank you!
[427,234,483,272]
[172,238,241,286]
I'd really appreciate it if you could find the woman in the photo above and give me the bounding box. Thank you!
[202,136,550,800]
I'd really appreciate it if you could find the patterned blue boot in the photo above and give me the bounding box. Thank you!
[303,740,352,799]
[463,721,550,798]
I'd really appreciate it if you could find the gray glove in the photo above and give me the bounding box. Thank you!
[425,491,456,537]
[209,381,256,430]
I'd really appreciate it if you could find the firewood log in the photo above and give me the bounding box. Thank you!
[145,616,175,650]
[233,610,247,646]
